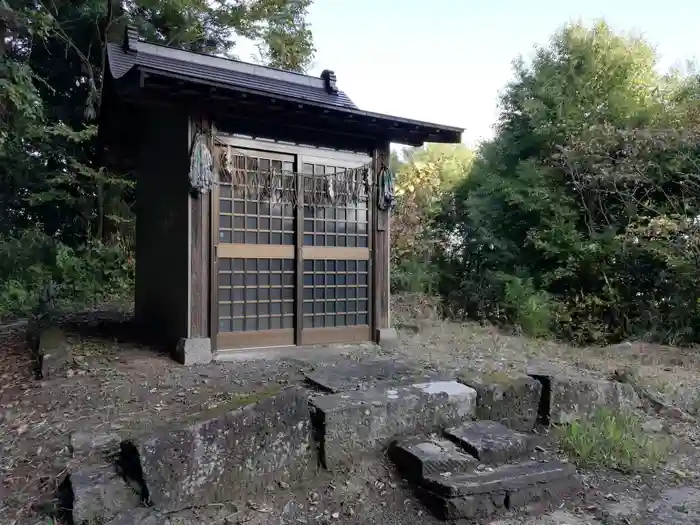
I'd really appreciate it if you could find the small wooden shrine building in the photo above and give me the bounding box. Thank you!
[99,27,463,363]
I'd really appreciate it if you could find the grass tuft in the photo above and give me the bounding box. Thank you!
[556,407,669,473]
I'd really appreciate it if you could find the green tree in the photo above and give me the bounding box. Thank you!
[0,0,316,242]
[0,0,316,317]
[441,21,700,343]
[391,143,474,294]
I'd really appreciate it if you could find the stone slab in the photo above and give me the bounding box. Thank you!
[128,386,312,513]
[311,380,477,469]
[422,460,578,498]
[527,364,640,424]
[389,436,479,483]
[416,460,581,520]
[458,370,542,432]
[69,464,141,524]
[444,420,535,465]
[304,359,427,393]
[174,337,212,365]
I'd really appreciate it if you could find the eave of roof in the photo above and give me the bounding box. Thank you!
[105,29,464,146]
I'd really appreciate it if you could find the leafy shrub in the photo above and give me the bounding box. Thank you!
[502,276,557,338]
[432,22,700,346]
[391,258,440,295]
[0,228,134,320]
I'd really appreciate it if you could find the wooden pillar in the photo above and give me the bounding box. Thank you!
[188,115,212,339]
[372,142,394,345]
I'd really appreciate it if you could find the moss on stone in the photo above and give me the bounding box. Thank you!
[458,369,522,387]
[480,370,523,385]
[126,387,286,441]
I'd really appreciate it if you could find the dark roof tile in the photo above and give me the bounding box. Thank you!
[106,42,358,110]
[104,30,464,145]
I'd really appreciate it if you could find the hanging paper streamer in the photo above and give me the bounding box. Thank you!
[189,129,214,195]
[216,142,373,208]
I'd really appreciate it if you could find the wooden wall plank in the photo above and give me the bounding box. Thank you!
[135,108,190,345]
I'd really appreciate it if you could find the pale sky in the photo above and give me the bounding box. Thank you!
[290,0,700,147]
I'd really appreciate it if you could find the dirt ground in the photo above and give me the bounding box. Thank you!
[2,300,700,524]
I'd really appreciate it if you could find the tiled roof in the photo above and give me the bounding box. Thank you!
[106,39,358,110]
[105,28,464,146]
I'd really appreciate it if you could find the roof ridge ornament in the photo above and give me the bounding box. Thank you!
[321,70,338,95]
[123,25,139,53]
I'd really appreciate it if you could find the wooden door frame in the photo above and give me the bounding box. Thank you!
[211,133,372,352]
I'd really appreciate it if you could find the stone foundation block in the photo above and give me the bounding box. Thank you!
[69,465,141,524]
[126,387,312,513]
[444,420,536,465]
[311,380,477,470]
[458,370,542,431]
[377,327,399,350]
[34,326,72,379]
[174,337,212,365]
[527,363,640,424]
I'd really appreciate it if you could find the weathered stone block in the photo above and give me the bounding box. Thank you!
[377,327,400,350]
[416,486,505,521]
[69,465,141,524]
[444,420,535,465]
[305,359,423,393]
[70,431,121,462]
[423,460,576,498]
[129,387,312,513]
[311,380,477,470]
[174,337,212,365]
[417,460,580,520]
[527,364,641,424]
[647,486,700,525]
[458,370,542,431]
[506,473,582,510]
[389,436,478,483]
[34,326,72,379]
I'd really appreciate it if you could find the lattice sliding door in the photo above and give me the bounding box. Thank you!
[299,157,371,345]
[214,143,372,351]
[216,147,297,349]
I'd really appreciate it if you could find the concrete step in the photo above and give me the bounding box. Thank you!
[444,420,537,465]
[417,460,580,521]
[389,423,581,521]
[389,436,479,483]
